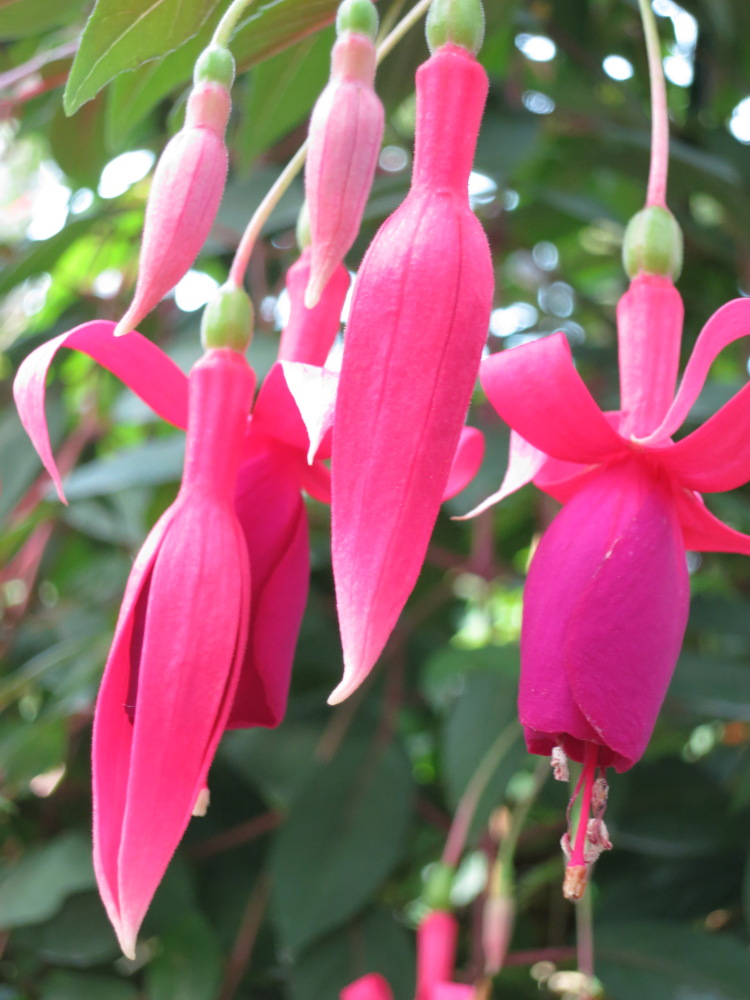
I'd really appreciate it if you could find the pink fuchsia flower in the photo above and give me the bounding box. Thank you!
[329,6,493,705]
[341,911,475,1000]
[114,47,234,338]
[304,0,384,308]
[471,279,750,894]
[278,247,350,366]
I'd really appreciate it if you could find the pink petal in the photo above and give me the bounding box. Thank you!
[430,986,476,1000]
[226,445,310,728]
[251,363,317,455]
[442,426,484,501]
[340,974,394,1000]
[564,463,689,772]
[115,83,230,336]
[643,297,750,444]
[457,430,546,518]
[278,249,350,366]
[617,274,683,438]
[673,487,750,554]
[480,334,624,464]
[13,321,188,502]
[654,380,750,492]
[416,912,458,1000]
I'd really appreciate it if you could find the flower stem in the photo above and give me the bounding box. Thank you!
[637,0,669,207]
[212,0,259,49]
[227,0,436,288]
[442,721,521,868]
[494,758,549,882]
[575,878,596,999]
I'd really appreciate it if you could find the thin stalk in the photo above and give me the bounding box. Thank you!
[228,0,436,287]
[575,882,595,999]
[442,721,521,868]
[637,0,669,207]
[378,0,408,43]
[494,758,549,884]
[212,0,259,49]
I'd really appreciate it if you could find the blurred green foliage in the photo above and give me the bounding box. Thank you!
[2,0,750,997]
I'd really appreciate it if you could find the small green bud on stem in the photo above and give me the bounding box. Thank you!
[336,0,378,40]
[194,45,236,89]
[622,205,683,281]
[426,0,485,55]
[423,861,456,911]
[201,283,254,351]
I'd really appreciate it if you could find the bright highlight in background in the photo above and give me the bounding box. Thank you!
[98,150,156,199]
[730,97,750,143]
[603,55,634,81]
[174,270,219,312]
[515,34,557,62]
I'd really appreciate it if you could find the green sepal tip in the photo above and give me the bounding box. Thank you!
[426,0,485,55]
[622,205,683,281]
[336,0,378,40]
[201,283,254,351]
[194,45,236,89]
[422,862,456,912]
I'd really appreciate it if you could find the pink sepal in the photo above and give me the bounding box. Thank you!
[416,912,458,1000]
[340,973,394,1000]
[673,487,750,555]
[278,250,350,366]
[458,431,546,518]
[644,297,750,444]
[227,446,310,728]
[442,426,484,501]
[13,321,189,502]
[479,335,623,465]
[430,986,476,1000]
[520,460,689,772]
[280,361,339,462]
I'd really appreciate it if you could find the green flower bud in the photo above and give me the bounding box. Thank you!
[194,45,235,90]
[296,200,311,251]
[423,862,455,912]
[201,283,254,351]
[426,0,485,55]
[622,205,683,281]
[336,0,378,40]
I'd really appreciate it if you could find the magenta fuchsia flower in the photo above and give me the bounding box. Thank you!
[341,911,475,1000]
[115,50,234,338]
[278,247,350,366]
[329,37,493,705]
[304,0,384,308]
[471,273,750,895]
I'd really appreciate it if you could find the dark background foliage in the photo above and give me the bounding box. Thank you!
[2,0,750,997]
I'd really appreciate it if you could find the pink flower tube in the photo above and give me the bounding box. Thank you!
[115,51,233,337]
[304,0,384,308]
[330,40,493,704]
[278,247,350,365]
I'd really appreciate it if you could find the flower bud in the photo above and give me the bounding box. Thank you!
[114,68,232,337]
[482,894,515,975]
[194,44,235,89]
[423,862,455,912]
[304,3,384,308]
[426,0,485,55]
[201,283,254,351]
[336,0,378,39]
[622,205,683,281]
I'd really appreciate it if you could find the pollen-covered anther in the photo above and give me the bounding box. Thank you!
[563,864,587,902]
[583,818,613,864]
[550,745,569,781]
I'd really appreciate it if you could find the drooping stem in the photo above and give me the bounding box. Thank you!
[442,722,521,868]
[227,0,436,287]
[638,0,669,207]
[212,0,259,49]
[575,880,596,999]
[493,758,549,882]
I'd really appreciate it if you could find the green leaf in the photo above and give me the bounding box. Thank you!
[50,95,108,190]
[0,400,64,522]
[669,652,750,720]
[145,912,222,1000]
[0,215,105,299]
[106,0,341,143]
[0,716,66,792]
[60,435,185,501]
[270,737,414,954]
[597,921,750,1000]
[221,722,322,806]
[0,0,80,39]
[15,893,119,967]
[64,0,223,115]
[0,832,96,929]
[290,908,415,1000]
[237,27,333,169]
[38,970,138,1000]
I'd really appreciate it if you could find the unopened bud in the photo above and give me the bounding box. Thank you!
[423,862,455,911]
[623,205,683,280]
[194,45,235,89]
[483,894,515,975]
[201,283,254,351]
[426,0,485,55]
[336,0,378,40]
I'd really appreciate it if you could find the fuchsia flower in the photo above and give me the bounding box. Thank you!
[114,47,234,338]
[278,247,351,365]
[304,0,384,308]
[341,911,475,1000]
[330,15,493,704]
[472,274,750,895]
